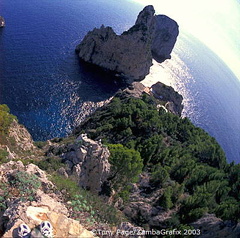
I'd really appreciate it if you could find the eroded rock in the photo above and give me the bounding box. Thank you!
[76,5,178,81]
[50,134,111,195]
[151,15,179,62]
[191,214,240,238]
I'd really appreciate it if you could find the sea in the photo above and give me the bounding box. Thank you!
[0,0,239,163]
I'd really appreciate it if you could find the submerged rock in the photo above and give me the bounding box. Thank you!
[0,16,5,27]
[76,5,178,81]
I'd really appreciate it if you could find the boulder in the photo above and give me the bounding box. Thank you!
[76,5,179,81]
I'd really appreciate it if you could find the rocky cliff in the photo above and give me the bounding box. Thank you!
[0,16,5,28]
[0,161,96,238]
[47,134,111,195]
[76,5,178,81]
[1,95,240,237]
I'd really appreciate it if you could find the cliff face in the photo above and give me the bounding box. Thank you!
[47,134,111,195]
[76,5,178,81]
[151,15,179,62]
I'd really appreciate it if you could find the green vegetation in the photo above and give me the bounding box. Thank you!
[0,149,8,164]
[36,156,64,173]
[9,171,41,201]
[108,144,143,200]
[0,171,41,207]
[0,104,16,146]
[51,174,125,226]
[77,94,240,224]
[1,95,239,231]
[0,104,16,135]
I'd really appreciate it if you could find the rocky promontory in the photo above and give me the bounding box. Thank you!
[76,5,178,81]
[0,16,5,27]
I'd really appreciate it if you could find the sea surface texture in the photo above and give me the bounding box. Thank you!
[0,0,239,162]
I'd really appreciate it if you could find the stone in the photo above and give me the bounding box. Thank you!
[117,222,143,238]
[191,214,240,238]
[0,161,96,238]
[8,119,36,152]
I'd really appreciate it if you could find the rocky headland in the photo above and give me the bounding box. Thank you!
[0,16,5,28]
[1,82,240,237]
[1,5,240,238]
[75,5,178,81]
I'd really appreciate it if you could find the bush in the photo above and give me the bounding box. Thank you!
[0,149,8,164]
[150,165,170,186]
[36,157,64,172]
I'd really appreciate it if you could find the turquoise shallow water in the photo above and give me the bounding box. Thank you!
[0,0,239,162]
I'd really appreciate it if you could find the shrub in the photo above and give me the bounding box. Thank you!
[51,174,125,226]
[36,157,64,172]
[0,149,8,164]
[10,171,41,201]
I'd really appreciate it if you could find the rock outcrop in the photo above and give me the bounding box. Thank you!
[117,81,183,116]
[191,214,240,238]
[47,134,111,195]
[150,82,183,116]
[0,16,5,28]
[151,15,179,62]
[8,119,36,152]
[0,119,38,161]
[0,161,96,238]
[76,5,178,81]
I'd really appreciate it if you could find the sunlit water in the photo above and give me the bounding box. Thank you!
[0,0,239,162]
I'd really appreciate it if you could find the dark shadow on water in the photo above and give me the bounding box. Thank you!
[76,58,128,102]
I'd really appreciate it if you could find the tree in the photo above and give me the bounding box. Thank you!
[108,144,143,197]
[159,186,173,210]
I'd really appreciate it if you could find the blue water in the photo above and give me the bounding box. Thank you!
[0,0,141,139]
[158,32,240,163]
[0,0,239,162]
